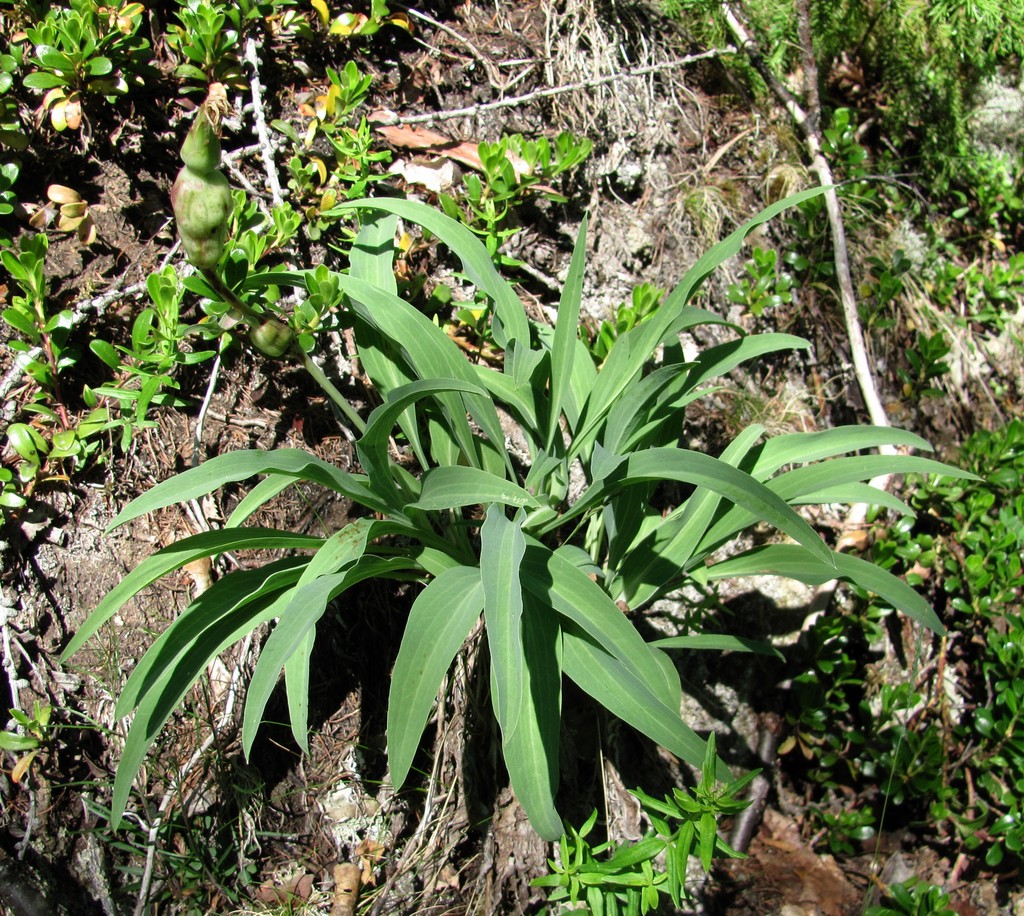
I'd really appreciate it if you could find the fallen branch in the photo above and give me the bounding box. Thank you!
[720,0,899,847]
[720,2,891,435]
[244,37,285,207]
[370,49,734,126]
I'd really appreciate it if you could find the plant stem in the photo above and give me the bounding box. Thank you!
[201,267,366,434]
[200,267,256,325]
[300,350,366,434]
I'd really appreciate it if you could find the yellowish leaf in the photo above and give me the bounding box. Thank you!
[48,184,81,205]
[59,201,88,219]
[330,12,367,35]
[310,0,330,27]
[57,212,85,231]
[64,97,82,130]
[11,748,39,784]
[78,215,97,245]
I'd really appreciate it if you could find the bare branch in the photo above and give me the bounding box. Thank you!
[720,3,891,435]
[372,49,734,126]
[244,37,285,207]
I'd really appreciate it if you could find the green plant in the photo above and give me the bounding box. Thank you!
[588,283,665,364]
[0,159,19,246]
[310,0,410,38]
[789,420,1024,868]
[439,131,592,268]
[666,0,1024,189]
[949,153,1024,250]
[273,62,390,237]
[88,265,219,450]
[809,804,876,857]
[85,795,261,913]
[865,876,956,916]
[0,701,54,784]
[1,232,111,505]
[727,246,795,317]
[166,0,247,92]
[534,734,752,913]
[62,188,973,840]
[22,0,152,131]
[0,39,29,150]
[895,331,950,399]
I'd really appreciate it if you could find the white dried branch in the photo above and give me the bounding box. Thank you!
[720,2,892,436]
[244,37,285,207]
[0,280,148,404]
[373,49,734,126]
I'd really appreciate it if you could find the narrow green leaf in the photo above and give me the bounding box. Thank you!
[546,214,586,451]
[706,544,945,632]
[471,362,543,443]
[481,506,527,737]
[521,542,668,696]
[334,197,530,349]
[411,466,540,511]
[226,475,298,527]
[650,634,783,659]
[660,187,830,319]
[283,627,315,751]
[618,426,766,608]
[349,213,428,459]
[111,569,303,826]
[574,308,733,457]
[562,624,726,779]
[769,454,979,502]
[62,529,323,660]
[683,334,809,392]
[115,560,306,718]
[335,273,509,473]
[357,378,485,507]
[242,555,415,758]
[242,570,350,757]
[699,811,717,871]
[388,566,484,789]
[501,596,563,841]
[562,448,835,570]
[105,448,387,531]
[750,425,933,479]
[601,364,699,457]
[350,210,399,294]
[790,483,913,515]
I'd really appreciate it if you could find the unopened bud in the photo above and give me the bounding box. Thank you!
[249,317,294,358]
[171,84,233,269]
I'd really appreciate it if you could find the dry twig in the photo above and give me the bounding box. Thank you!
[371,50,733,126]
[244,37,285,207]
[720,2,891,436]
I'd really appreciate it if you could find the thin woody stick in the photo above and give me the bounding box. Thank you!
[372,49,734,126]
[720,2,892,437]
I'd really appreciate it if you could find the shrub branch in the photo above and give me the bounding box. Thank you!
[720,2,892,435]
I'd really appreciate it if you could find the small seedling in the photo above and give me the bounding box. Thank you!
[727,246,794,317]
[535,735,754,913]
[0,702,54,784]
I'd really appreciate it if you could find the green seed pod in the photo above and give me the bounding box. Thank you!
[180,109,222,176]
[171,84,233,269]
[170,166,232,268]
[249,317,294,358]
